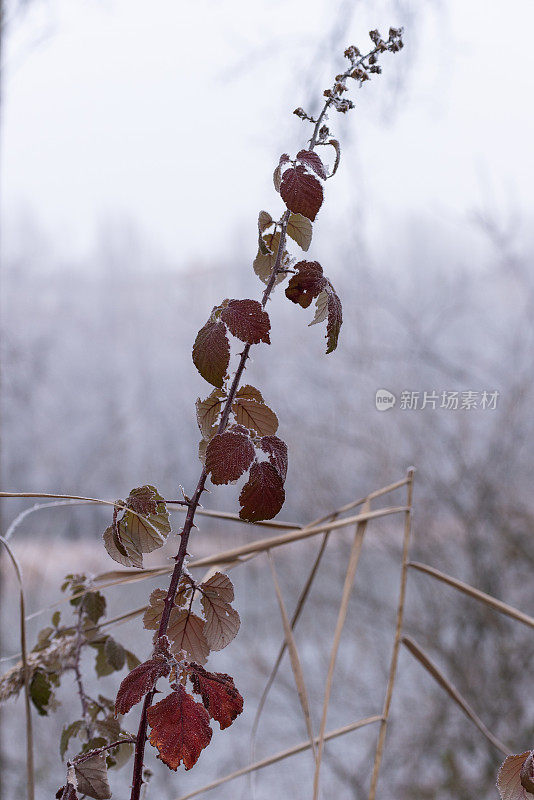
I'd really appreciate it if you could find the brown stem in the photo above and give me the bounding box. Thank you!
[129,211,290,800]
[73,602,93,739]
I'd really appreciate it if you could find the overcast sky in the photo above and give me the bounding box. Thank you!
[2,0,533,268]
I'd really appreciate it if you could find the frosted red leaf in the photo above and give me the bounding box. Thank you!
[205,432,255,485]
[280,165,323,221]
[115,657,170,716]
[260,436,288,481]
[325,286,343,354]
[221,299,271,345]
[192,320,230,389]
[285,261,326,309]
[239,461,285,522]
[498,752,534,800]
[147,685,212,771]
[296,149,328,179]
[188,663,244,730]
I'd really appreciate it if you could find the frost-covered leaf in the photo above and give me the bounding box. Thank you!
[325,286,343,354]
[115,657,170,716]
[195,389,225,439]
[74,752,111,799]
[192,319,230,389]
[309,289,329,326]
[188,664,244,730]
[200,572,234,604]
[147,685,212,771]
[221,299,271,345]
[258,210,273,232]
[232,398,278,436]
[143,583,191,631]
[253,231,286,286]
[260,436,288,481]
[206,432,255,485]
[287,213,312,251]
[236,384,264,403]
[167,609,210,664]
[105,487,170,568]
[296,149,328,179]
[103,524,141,569]
[56,783,78,800]
[239,461,285,522]
[200,576,240,651]
[498,752,534,800]
[280,165,323,221]
[285,261,326,308]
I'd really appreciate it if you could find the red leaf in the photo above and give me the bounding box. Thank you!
[188,663,244,730]
[297,149,328,180]
[280,165,323,221]
[285,261,326,309]
[260,436,288,481]
[192,320,230,389]
[221,299,271,345]
[498,752,534,800]
[115,657,170,716]
[147,685,212,771]
[205,432,255,485]
[325,286,343,354]
[239,461,285,522]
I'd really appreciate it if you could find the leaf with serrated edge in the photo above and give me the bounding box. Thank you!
[221,299,271,345]
[143,588,168,630]
[253,231,286,286]
[280,165,323,221]
[232,398,278,436]
[74,752,111,800]
[285,261,326,308]
[309,289,329,326]
[236,384,263,402]
[103,524,142,569]
[115,657,170,716]
[188,663,244,730]
[192,319,230,388]
[498,752,534,800]
[167,609,210,664]
[200,572,234,604]
[296,149,328,180]
[260,436,288,481]
[258,210,273,232]
[206,432,255,485]
[200,590,240,651]
[239,461,285,522]
[325,287,343,354]
[147,685,212,771]
[117,486,171,563]
[287,213,312,251]
[196,390,225,439]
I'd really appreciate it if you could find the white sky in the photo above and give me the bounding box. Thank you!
[2,0,534,268]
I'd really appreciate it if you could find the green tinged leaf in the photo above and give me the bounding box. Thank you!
[84,591,107,624]
[75,751,112,799]
[287,213,313,251]
[105,637,126,671]
[30,671,53,716]
[125,650,141,671]
[60,720,86,759]
[94,642,115,677]
[51,611,61,628]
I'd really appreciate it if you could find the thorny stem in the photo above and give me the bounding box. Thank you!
[71,737,136,766]
[129,212,291,800]
[73,601,93,739]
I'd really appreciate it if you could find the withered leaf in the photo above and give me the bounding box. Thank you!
[239,461,285,522]
[232,398,278,437]
[103,524,142,569]
[296,149,328,180]
[221,299,271,345]
[74,752,111,799]
[280,165,323,221]
[498,752,534,800]
[260,435,288,481]
[56,783,78,800]
[143,588,168,631]
[200,571,234,604]
[325,286,343,354]
[206,431,255,485]
[253,231,286,286]
[147,685,212,771]
[200,589,240,651]
[192,319,230,389]
[309,288,329,326]
[105,486,171,568]
[189,663,244,730]
[60,720,85,759]
[167,609,210,664]
[195,389,225,440]
[115,657,170,716]
[258,210,273,233]
[287,213,313,251]
[236,384,263,402]
[285,261,326,308]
